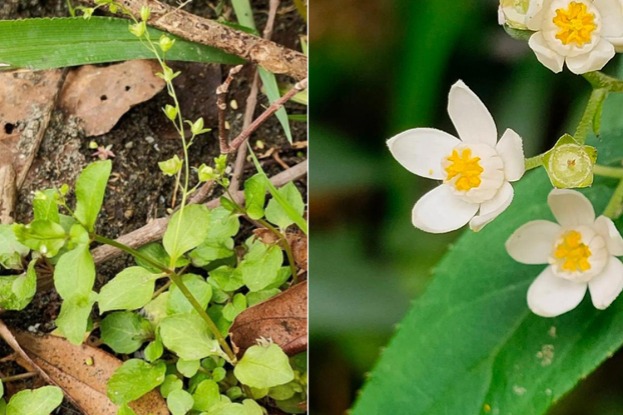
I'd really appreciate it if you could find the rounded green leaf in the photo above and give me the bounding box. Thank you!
[98,266,159,313]
[239,242,283,292]
[265,182,305,229]
[107,359,166,405]
[163,205,211,263]
[167,274,212,316]
[74,160,112,231]
[192,379,220,411]
[100,311,152,354]
[234,344,294,388]
[160,313,221,360]
[6,386,63,415]
[167,389,194,415]
[54,244,95,300]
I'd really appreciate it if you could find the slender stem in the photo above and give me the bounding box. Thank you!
[1,372,37,383]
[583,71,623,92]
[604,178,623,219]
[525,154,544,171]
[93,234,237,362]
[256,218,299,284]
[574,88,607,144]
[593,164,623,179]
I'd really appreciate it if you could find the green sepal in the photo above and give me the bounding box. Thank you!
[542,134,596,188]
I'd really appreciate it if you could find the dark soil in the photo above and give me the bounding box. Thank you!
[0,1,306,413]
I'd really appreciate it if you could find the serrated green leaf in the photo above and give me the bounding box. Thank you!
[238,241,283,292]
[54,244,95,300]
[192,379,220,411]
[55,292,97,344]
[107,359,166,405]
[160,313,221,360]
[74,160,111,231]
[163,204,211,264]
[265,182,305,230]
[100,311,152,354]
[6,386,63,415]
[167,274,212,316]
[0,225,29,270]
[244,174,266,220]
[12,220,66,258]
[167,389,194,415]
[98,266,159,313]
[351,104,623,414]
[0,17,243,71]
[32,189,60,223]
[234,344,294,388]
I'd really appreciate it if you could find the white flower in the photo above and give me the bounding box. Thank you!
[525,0,623,74]
[498,0,536,29]
[387,81,525,234]
[506,189,623,317]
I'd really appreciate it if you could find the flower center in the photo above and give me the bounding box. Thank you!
[553,230,592,273]
[444,148,483,191]
[553,2,596,47]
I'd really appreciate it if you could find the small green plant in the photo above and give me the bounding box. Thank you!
[0,1,306,413]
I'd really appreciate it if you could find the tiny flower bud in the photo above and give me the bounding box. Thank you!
[543,134,596,189]
[214,155,228,173]
[108,3,118,13]
[159,35,175,53]
[89,140,99,149]
[163,104,178,121]
[140,6,151,22]
[191,118,205,136]
[498,0,531,29]
[158,154,183,176]
[129,21,146,38]
[197,164,217,182]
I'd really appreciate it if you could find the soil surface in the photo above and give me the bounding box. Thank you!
[0,1,306,413]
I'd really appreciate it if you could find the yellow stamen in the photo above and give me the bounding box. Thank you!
[553,2,596,47]
[444,148,483,191]
[554,230,591,272]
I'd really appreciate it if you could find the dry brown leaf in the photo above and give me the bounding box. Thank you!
[0,69,64,187]
[0,321,167,415]
[230,281,307,358]
[60,60,165,136]
[287,230,307,272]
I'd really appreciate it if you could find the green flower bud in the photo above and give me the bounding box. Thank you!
[197,164,217,182]
[543,134,596,188]
[140,6,151,22]
[129,21,146,38]
[156,65,181,83]
[158,155,183,176]
[191,118,205,136]
[163,104,178,121]
[214,155,228,173]
[159,35,175,53]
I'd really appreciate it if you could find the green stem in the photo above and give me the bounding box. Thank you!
[593,164,623,179]
[574,87,607,144]
[524,154,544,171]
[93,234,237,363]
[583,71,623,92]
[603,178,623,219]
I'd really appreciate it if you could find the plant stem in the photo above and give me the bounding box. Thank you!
[524,154,544,171]
[593,164,623,179]
[604,178,623,219]
[574,87,607,144]
[583,71,623,92]
[256,218,299,284]
[92,234,237,362]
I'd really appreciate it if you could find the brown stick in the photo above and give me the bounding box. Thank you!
[0,165,16,224]
[91,161,307,264]
[81,0,307,80]
[224,78,308,153]
[217,65,244,154]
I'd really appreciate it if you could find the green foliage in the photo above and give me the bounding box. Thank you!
[160,313,221,360]
[100,311,153,354]
[98,266,159,313]
[243,174,266,220]
[167,274,212,316]
[107,359,166,405]
[0,259,37,311]
[0,225,29,270]
[74,160,111,232]
[265,182,305,230]
[167,389,194,415]
[193,380,221,412]
[238,240,284,292]
[33,189,60,223]
[13,220,66,257]
[0,17,243,72]
[163,204,211,265]
[234,343,294,388]
[189,207,239,267]
[5,386,63,415]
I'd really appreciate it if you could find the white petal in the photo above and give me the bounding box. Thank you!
[593,216,623,256]
[496,129,525,182]
[528,32,565,73]
[469,181,513,232]
[506,220,561,264]
[565,40,615,75]
[610,37,623,53]
[412,184,479,233]
[387,128,460,179]
[447,80,497,147]
[595,0,623,38]
[525,0,545,31]
[588,257,623,309]
[527,267,587,317]
[548,189,595,227]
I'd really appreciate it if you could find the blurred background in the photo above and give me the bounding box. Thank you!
[308,0,623,414]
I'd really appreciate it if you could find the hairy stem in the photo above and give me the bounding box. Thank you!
[524,154,544,171]
[603,178,623,219]
[593,164,623,179]
[574,87,607,144]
